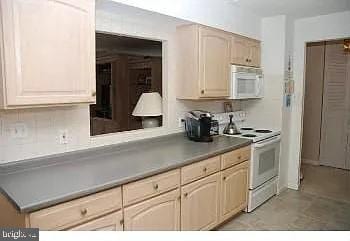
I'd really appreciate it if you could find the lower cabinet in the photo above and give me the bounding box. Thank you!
[68,211,123,231]
[124,189,180,231]
[181,173,220,230]
[220,161,249,222]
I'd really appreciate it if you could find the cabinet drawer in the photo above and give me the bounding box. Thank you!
[181,156,221,185]
[221,146,251,170]
[123,169,180,206]
[29,187,122,230]
[68,211,123,231]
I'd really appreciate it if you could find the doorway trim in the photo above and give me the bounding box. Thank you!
[288,12,350,190]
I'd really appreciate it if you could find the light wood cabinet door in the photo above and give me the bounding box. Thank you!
[248,40,261,67]
[220,161,249,222]
[124,189,180,231]
[231,35,250,66]
[231,35,261,67]
[198,26,231,98]
[181,173,220,231]
[68,211,123,231]
[0,0,96,108]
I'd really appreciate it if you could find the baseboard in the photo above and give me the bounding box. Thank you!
[277,186,288,195]
[301,158,320,166]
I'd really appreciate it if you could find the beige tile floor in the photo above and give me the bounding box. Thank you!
[218,164,350,231]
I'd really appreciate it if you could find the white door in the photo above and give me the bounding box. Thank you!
[320,41,349,169]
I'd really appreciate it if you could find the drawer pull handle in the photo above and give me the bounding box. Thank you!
[203,167,207,172]
[184,193,188,198]
[238,156,241,160]
[80,208,88,216]
[153,183,159,190]
[223,176,226,181]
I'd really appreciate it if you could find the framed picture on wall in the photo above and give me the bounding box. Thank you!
[224,102,233,113]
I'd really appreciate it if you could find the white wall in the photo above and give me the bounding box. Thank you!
[0,2,241,163]
[287,11,350,189]
[107,0,261,39]
[242,15,285,130]
[241,15,286,191]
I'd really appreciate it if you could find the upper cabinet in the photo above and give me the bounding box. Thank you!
[177,25,231,99]
[231,35,261,67]
[176,24,261,100]
[0,0,96,109]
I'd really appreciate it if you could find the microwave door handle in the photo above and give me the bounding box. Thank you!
[255,76,261,97]
[254,136,281,148]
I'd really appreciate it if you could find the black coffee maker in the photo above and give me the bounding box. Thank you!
[184,110,213,142]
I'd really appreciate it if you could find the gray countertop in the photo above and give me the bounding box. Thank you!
[0,133,251,213]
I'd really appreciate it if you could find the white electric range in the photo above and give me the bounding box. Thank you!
[213,112,281,212]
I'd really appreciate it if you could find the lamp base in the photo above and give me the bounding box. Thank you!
[142,117,160,128]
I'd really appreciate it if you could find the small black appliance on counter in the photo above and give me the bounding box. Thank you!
[184,110,214,142]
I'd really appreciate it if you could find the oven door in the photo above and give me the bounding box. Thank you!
[250,135,281,189]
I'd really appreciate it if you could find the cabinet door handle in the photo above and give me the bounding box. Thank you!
[153,183,159,190]
[92,91,96,97]
[184,193,188,198]
[238,155,242,160]
[246,58,249,62]
[80,208,88,216]
[201,90,205,94]
[203,167,207,172]
[223,176,226,181]
[120,219,124,225]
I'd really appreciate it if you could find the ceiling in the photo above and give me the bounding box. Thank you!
[229,0,350,18]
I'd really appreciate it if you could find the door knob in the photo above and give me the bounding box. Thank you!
[80,208,88,216]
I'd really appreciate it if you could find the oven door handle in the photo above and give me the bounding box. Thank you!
[254,136,281,148]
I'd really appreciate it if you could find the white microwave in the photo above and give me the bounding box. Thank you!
[230,65,263,99]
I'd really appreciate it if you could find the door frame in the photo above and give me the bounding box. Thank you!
[288,15,350,189]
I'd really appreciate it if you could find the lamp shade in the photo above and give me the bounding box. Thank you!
[132,92,162,117]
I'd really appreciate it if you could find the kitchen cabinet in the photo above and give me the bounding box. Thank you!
[0,0,96,109]
[181,173,220,231]
[181,155,221,185]
[0,145,251,231]
[220,161,249,222]
[28,187,122,230]
[177,25,231,99]
[123,169,180,206]
[68,211,123,231]
[124,189,180,231]
[231,35,261,67]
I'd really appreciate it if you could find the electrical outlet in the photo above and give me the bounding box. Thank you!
[59,130,68,144]
[178,118,185,128]
[9,123,28,139]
